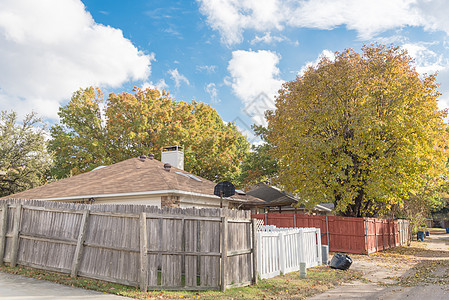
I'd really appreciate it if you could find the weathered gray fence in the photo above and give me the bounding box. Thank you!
[0,199,257,291]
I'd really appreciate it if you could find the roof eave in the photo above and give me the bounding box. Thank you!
[18,189,251,203]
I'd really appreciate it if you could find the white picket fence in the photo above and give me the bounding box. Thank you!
[257,226,322,279]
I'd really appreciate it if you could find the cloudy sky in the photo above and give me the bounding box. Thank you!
[1,0,449,141]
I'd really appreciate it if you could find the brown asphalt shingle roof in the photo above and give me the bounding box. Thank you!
[3,157,264,204]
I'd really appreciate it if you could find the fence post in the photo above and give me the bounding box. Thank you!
[279,232,285,274]
[251,219,258,285]
[325,216,330,247]
[71,210,90,277]
[299,262,307,278]
[10,204,22,267]
[0,203,8,265]
[220,217,228,292]
[294,214,297,228]
[264,213,267,226]
[257,232,261,278]
[298,228,305,267]
[139,212,148,291]
[374,219,378,253]
[364,218,369,255]
[316,228,322,266]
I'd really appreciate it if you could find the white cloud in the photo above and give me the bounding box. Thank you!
[142,79,169,91]
[435,67,449,112]
[401,42,448,74]
[400,41,449,112]
[0,0,153,120]
[251,32,285,44]
[196,65,217,73]
[198,0,449,45]
[228,50,284,126]
[298,49,335,76]
[205,83,220,103]
[168,68,190,88]
[198,0,284,45]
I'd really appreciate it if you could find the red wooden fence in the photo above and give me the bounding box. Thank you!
[252,213,410,254]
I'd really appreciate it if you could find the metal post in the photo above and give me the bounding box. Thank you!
[325,216,330,247]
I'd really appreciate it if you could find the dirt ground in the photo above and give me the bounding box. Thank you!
[309,229,449,299]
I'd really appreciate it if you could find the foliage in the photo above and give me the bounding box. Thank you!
[49,87,249,182]
[266,44,448,217]
[395,181,446,233]
[0,111,52,197]
[236,125,278,189]
[237,143,278,188]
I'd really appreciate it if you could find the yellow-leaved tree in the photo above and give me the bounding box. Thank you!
[267,44,448,217]
[49,87,249,182]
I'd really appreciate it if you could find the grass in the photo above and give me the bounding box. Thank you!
[0,264,362,299]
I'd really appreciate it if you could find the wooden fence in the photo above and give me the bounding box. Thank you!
[257,226,321,279]
[252,213,411,254]
[0,199,257,291]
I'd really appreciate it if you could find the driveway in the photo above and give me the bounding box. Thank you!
[309,231,449,299]
[0,272,132,300]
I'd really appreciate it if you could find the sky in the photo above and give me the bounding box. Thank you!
[1,0,449,143]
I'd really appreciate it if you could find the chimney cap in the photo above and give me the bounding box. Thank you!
[162,145,183,152]
[163,163,172,171]
[148,153,154,160]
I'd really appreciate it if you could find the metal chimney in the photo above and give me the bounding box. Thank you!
[161,146,184,170]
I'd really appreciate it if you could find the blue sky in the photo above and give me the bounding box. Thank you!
[1,0,449,143]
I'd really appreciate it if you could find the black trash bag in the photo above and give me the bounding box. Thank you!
[329,253,352,270]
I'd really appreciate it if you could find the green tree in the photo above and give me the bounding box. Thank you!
[0,111,52,197]
[236,125,278,188]
[267,44,448,217]
[49,87,111,178]
[49,87,249,182]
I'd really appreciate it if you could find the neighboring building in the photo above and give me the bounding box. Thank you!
[2,151,263,209]
[244,183,334,215]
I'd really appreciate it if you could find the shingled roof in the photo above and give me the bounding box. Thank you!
[3,156,263,204]
[246,183,333,212]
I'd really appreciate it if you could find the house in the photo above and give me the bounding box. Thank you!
[2,147,263,209]
[244,183,334,215]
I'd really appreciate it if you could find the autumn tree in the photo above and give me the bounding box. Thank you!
[0,111,52,197]
[49,87,249,182]
[267,44,448,217]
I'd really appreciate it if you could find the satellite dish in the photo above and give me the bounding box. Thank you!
[214,181,235,198]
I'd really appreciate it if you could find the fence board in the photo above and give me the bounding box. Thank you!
[71,210,90,277]
[0,203,8,264]
[199,209,220,288]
